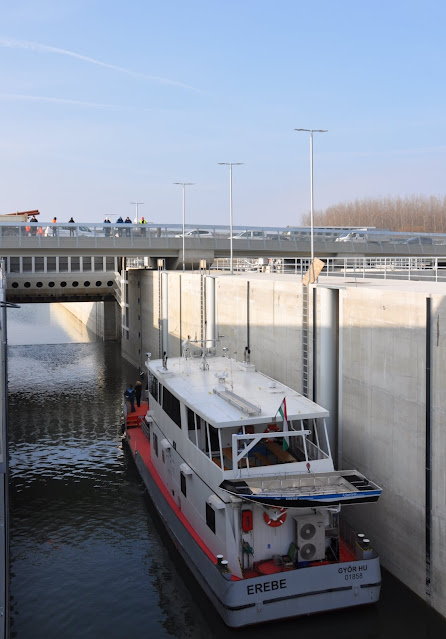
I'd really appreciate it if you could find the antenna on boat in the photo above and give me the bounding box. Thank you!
[199,351,209,371]
[182,336,191,360]
[215,370,228,387]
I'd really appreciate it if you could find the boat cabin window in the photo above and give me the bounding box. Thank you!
[153,432,158,457]
[180,472,187,497]
[205,424,219,456]
[187,408,198,445]
[214,419,330,470]
[187,410,211,454]
[162,387,181,428]
[148,373,159,403]
[206,503,216,534]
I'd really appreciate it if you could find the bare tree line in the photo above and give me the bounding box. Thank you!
[302,195,446,233]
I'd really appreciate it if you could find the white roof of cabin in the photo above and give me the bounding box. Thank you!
[148,356,329,428]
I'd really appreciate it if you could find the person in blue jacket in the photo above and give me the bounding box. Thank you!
[124,385,136,412]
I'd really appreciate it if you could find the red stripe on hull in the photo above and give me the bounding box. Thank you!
[126,414,217,565]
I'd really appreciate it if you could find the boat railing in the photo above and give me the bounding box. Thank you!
[305,438,329,460]
[224,430,311,471]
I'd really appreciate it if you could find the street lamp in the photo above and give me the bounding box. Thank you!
[173,182,194,271]
[130,201,144,224]
[218,162,244,274]
[294,129,327,282]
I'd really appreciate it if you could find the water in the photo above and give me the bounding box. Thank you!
[8,305,446,638]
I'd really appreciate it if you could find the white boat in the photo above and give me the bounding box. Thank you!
[124,349,382,627]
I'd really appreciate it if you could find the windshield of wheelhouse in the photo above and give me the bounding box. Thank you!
[214,419,331,471]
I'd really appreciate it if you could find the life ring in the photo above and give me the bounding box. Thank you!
[264,424,279,434]
[263,507,287,527]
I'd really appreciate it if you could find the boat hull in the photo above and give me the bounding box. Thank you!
[127,437,381,627]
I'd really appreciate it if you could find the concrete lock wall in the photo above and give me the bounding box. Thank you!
[60,300,120,340]
[121,272,306,388]
[338,288,428,602]
[117,270,446,619]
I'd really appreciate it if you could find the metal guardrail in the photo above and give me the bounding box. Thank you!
[1,222,446,245]
[213,256,446,282]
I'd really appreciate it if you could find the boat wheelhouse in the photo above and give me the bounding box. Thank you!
[124,351,382,627]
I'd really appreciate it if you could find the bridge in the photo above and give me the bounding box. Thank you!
[0,222,444,266]
[1,221,446,303]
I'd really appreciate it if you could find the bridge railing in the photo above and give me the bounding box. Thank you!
[1,222,446,247]
[213,256,446,282]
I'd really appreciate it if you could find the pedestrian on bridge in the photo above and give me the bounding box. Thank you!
[116,216,124,237]
[30,215,38,236]
[52,217,57,237]
[104,217,111,237]
[68,217,75,236]
[124,216,132,237]
[139,216,148,237]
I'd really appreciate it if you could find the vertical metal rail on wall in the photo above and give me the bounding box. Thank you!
[200,260,207,345]
[0,261,9,639]
[425,296,432,602]
[157,260,164,358]
[302,284,309,397]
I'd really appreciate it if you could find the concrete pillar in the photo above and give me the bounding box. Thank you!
[206,276,216,351]
[318,287,339,463]
[161,272,169,357]
[103,300,119,340]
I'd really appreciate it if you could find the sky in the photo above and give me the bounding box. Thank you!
[0,0,445,227]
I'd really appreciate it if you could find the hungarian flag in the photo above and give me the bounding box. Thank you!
[277,397,289,451]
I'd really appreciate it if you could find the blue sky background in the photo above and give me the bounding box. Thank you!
[0,0,445,226]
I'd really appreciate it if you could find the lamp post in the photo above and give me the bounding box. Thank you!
[294,129,327,282]
[173,182,194,271]
[130,201,144,223]
[218,162,244,274]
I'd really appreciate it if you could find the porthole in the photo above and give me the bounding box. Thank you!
[11,282,19,288]
[61,281,67,287]
[107,281,114,287]
[49,282,55,288]
[36,282,43,288]
[95,281,102,287]
[24,282,31,288]
[83,281,90,287]
[72,281,79,287]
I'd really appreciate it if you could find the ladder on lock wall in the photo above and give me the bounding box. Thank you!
[158,260,164,358]
[302,284,309,398]
[200,261,207,346]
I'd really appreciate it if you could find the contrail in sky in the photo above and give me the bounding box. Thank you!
[0,93,143,110]
[0,37,201,92]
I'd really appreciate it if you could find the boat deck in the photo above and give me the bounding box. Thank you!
[242,541,356,579]
[125,405,360,583]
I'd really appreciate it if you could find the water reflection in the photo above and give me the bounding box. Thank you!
[8,305,446,638]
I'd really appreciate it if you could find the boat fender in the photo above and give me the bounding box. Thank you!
[263,507,287,527]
